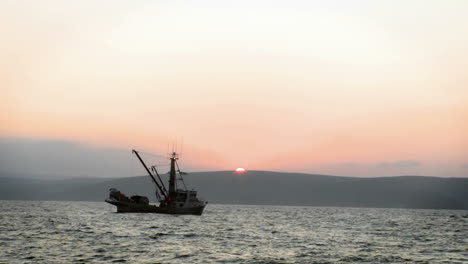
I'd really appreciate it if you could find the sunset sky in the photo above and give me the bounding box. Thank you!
[1,0,467,177]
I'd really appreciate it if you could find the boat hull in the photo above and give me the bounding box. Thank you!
[105,199,206,215]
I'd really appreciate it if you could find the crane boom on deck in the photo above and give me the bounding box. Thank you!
[132,149,168,200]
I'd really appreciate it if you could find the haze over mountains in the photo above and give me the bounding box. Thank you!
[1,171,467,210]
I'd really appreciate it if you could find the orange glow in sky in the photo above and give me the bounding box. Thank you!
[1,0,467,177]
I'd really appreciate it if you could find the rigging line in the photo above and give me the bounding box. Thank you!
[151,166,168,194]
[175,160,187,190]
[137,150,164,158]
[152,163,171,167]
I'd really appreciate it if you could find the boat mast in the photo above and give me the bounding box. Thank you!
[132,149,168,200]
[169,152,178,196]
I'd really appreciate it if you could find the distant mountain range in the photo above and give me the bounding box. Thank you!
[1,171,467,210]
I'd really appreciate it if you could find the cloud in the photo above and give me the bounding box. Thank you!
[310,160,427,177]
[376,160,422,169]
[0,137,169,178]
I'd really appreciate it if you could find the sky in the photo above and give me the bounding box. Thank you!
[1,0,467,178]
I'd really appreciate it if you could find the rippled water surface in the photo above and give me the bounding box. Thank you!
[0,201,467,263]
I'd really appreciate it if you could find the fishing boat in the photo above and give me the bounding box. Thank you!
[105,150,207,215]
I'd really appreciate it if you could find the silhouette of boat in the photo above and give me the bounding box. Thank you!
[105,150,207,215]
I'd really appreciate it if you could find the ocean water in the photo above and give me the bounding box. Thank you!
[0,201,467,264]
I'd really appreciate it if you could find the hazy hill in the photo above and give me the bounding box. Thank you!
[1,171,467,210]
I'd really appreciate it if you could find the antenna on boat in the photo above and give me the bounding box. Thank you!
[172,137,177,153]
[180,137,184,158]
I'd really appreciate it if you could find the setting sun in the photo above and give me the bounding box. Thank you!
[235,168,246,173]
